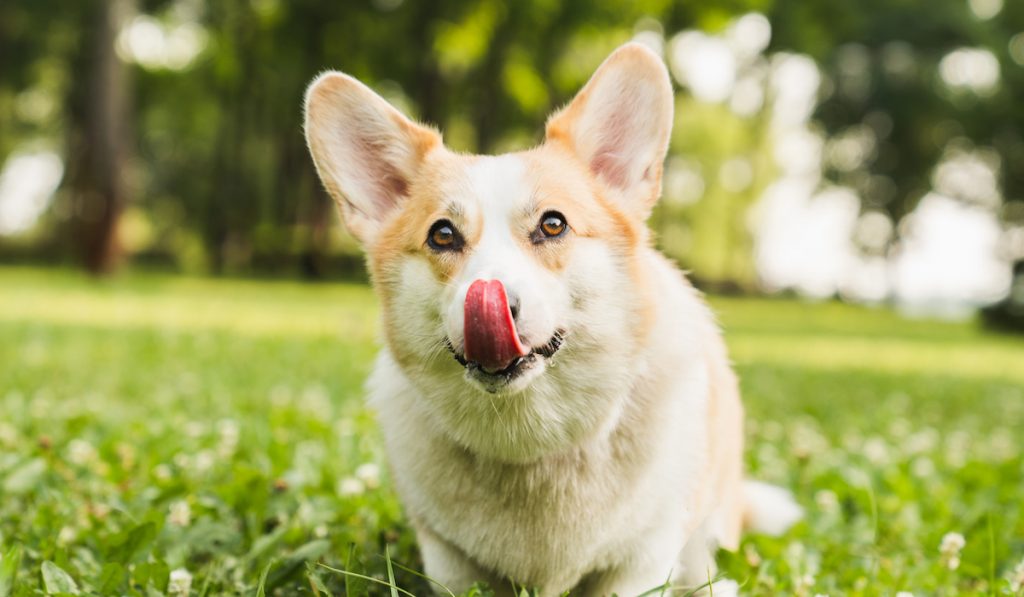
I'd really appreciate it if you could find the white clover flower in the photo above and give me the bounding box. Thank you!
[337,476,365,497]
[57,526,77,545]
[217,419,240,456]
[814,489,839,513]
[184,421,205,438]
[301,384,331,412]
[168,500,192,527]
[153,464,173,481]
[896,592,914,597]
[355,463,381,489]
[903,428,938,455]
[863,437,889,465]
[0,422,19,445]
[314,524,329,538]
[1009,557,1024,592]
[66,439,97,465]
[168,568,192,596]
[939,532,965,570]
[911,456,935,478]
[194,450,215,472]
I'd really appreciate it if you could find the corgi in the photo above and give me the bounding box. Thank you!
[304,43,801,596]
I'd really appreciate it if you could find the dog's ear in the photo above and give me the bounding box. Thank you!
[545,43,674,220]
[304,72,441,245]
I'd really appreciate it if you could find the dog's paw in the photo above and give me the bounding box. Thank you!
[743,480,803,536]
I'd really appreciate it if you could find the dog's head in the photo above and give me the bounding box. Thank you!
[305,44,674,461]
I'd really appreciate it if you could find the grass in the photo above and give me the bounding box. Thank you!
[0,265,1022,596]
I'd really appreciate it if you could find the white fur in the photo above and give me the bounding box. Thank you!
[743,481,804,537]
[443,156,563,355]
[304,42,801,597]
[369,252,720,594]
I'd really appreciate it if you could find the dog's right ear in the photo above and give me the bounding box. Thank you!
[304,73,441,245]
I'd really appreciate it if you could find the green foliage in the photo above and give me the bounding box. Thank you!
[771,0,1024,226]
[0,0,773,277]
[0,267,1022,594]
[2,0,1023,281]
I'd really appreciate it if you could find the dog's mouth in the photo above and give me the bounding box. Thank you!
[446,330,565,388]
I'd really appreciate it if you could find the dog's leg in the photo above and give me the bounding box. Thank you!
[415,524,509,596]
[579,529,686,597]
[676,524,739,597]
[578,557,678,597]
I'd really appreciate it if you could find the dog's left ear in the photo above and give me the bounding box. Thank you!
[545,43,674,220]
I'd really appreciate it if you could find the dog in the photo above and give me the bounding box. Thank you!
[303,42,802,596]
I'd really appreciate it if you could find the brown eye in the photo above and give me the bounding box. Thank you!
[427,220,463,251]
[539,211,567,238]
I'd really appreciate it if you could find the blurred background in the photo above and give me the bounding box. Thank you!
[2,0,1024,322]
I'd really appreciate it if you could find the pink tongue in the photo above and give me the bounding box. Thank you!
[463,279,529,373]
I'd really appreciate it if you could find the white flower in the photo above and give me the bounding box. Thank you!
[57,526,77,545]
[337,476,365,497]
[168,568,192,596]
[168,500,192,527]
[217,419,239,456]
[173,452,191,468]
[355,463,381,489]
[863,437,889,464]
[939,532,965,570]
[153,464,172,481]
[1009,557,1024,592]
[896,592,914,597]
[67,439,97,465]
[194,450,215,472]
[814,489,839,513]
[184,421,205,438]
[0,422,19,445]
[911,456,935,478]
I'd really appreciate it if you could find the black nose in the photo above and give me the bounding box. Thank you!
[508,293,521,321]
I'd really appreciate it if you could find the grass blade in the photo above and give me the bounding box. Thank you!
[388,558,457,597]
[256,561,273,597]
[385,545,400,597]
[318,564,416,597]
[0,545,23,597]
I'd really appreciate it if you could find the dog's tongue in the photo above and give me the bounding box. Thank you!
[464,279,529,373]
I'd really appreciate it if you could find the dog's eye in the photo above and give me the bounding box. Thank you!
[539,211,567,239]
[427,220,463,251]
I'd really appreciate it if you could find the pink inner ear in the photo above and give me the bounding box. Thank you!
[590,150,629,188]
[586,106,636,189]
[350,135,410,217]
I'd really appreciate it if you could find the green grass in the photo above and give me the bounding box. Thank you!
[0,266,1022,596]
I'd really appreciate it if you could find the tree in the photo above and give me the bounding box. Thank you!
[65,0,134,274]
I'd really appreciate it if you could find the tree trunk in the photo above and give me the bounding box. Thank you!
[65,0,132,275]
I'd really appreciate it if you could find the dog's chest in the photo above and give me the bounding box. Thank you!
[404,436,651,584]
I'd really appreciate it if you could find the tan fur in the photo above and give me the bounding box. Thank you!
[304,42,799,597]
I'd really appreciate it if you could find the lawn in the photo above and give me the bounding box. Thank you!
[0,266,1022,596]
